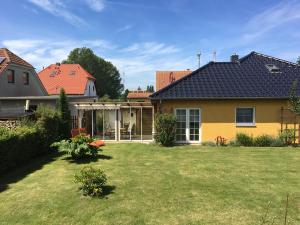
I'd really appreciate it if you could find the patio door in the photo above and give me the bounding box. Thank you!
[175,108,201,143]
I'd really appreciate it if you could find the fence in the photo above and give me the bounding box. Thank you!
[280,107,300,144]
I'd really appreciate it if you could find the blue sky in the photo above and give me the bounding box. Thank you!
[1,0,300,90]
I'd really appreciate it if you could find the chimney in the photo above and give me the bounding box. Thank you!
[231,54,239,63]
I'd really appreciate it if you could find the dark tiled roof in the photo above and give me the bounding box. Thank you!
[150,52,300,100]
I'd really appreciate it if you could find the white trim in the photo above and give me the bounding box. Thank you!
[174,108,202,144]
[235,107,256,127]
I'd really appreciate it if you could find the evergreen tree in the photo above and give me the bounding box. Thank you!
[57,88,71,139]
[146,85,154,92]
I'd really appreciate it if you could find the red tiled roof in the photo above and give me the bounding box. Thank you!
[127,91,152,99]
[38,64,96,95]
[156,70,192,91]
[0,48,34,74]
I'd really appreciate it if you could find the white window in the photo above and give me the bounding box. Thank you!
[235,107,255,126]
[175,108,201,142]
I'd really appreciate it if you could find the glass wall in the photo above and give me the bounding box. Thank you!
[95,110,116,140]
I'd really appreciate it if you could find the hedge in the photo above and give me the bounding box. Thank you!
[0,105,62,174]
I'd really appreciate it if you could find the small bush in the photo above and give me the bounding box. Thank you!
[228,140,239,147]
[236,133,253,146]
[279,129,295,145]
[154,114,176,147]
[74,166,107,197]
[270,138,285,147]
[202,141,216,147]
[253,135,274,147]
[52,134,98,159]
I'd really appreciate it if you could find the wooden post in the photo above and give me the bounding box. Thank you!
[280,107,283,134]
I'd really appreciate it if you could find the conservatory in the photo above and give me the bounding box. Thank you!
[73,102,154,142]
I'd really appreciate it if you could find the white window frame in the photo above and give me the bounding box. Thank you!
[175,108,202,144]
[235,107,256,127]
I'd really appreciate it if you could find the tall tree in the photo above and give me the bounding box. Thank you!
[62,48,124,99]
[57,88,71,139]
[146,85,154,92]
[297,56,300,65]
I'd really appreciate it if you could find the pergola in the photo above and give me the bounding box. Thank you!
[73,102,154,142]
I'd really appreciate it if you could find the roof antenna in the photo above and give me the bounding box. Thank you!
[213,50,216,62]
[197,52,201,68]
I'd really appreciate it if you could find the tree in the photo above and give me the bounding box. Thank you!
[62,48,124,99]
[297,56,300,65]
[289,79,300,114]
[146,85,154,92]
[137,86,142,91]
[57,88,71,139]
[121,89,129,101]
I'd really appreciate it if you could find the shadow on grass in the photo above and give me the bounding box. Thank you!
[0,151,63,193]
[63,154,113,164]
[101,185,116,198]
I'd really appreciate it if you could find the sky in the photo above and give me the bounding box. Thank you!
[1,0,300,90]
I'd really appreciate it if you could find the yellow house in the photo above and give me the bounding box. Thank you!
[150,52,300,143]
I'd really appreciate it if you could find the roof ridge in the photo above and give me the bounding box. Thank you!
[240,51,299,66]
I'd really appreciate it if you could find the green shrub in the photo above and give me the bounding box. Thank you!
[236,133,253,146]
[35,105,62,148]
[154,114,176,146]
[228,140,239,147]
[279,129,295,145]
[52,134,98,159]
[202,141,216,147]
[253,135,274,147]
[0,125,50,174]
[56,88,71,139]
[74,166,107,197]
[270,138,285,147]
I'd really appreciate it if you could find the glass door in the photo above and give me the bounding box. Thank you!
[175,108,201,142]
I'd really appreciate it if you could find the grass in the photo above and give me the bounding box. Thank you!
[0,144,299,225]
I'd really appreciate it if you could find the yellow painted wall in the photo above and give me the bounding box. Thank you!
[158,99,289,142]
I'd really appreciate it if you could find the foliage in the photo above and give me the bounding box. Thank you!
[215,136,227,146]
[52,134,98,159]
[279,129,295,145]
[228,140,239,147]
[270,138,285,147]
[146,85,154,92]
[0,105,64,174]
[74,166,107,197]
[253,135,274,147]
[201,141,216,147]
[62,47,123,99]
[289,79,300,114]
[0,126,50,174]
[99,94,111,102]
[297,56,300,65]
[154,114,176,146]
[120,89,129,101]
[236,133,253,146]
[35,105,62,148]
[56,88,71,139]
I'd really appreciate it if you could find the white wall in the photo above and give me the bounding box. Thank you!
[84,80,97,97]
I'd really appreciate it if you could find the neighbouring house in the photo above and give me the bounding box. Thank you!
[38,63,97,96]
[156,70,192,91]
[0,48,47,97]
[150,52,300,143]
[127,91,152,102]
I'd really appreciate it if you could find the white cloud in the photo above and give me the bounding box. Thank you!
[28,0,86,26]
[242,0,300,42]
[2,38,193,89]
[2,38,115,70]
[85,0,105,12]
[116,24,133,33]
[121,42,180,55]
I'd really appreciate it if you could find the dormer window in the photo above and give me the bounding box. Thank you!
[265,64,280,73]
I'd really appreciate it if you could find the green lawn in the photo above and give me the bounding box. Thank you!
[0,144,299,225]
